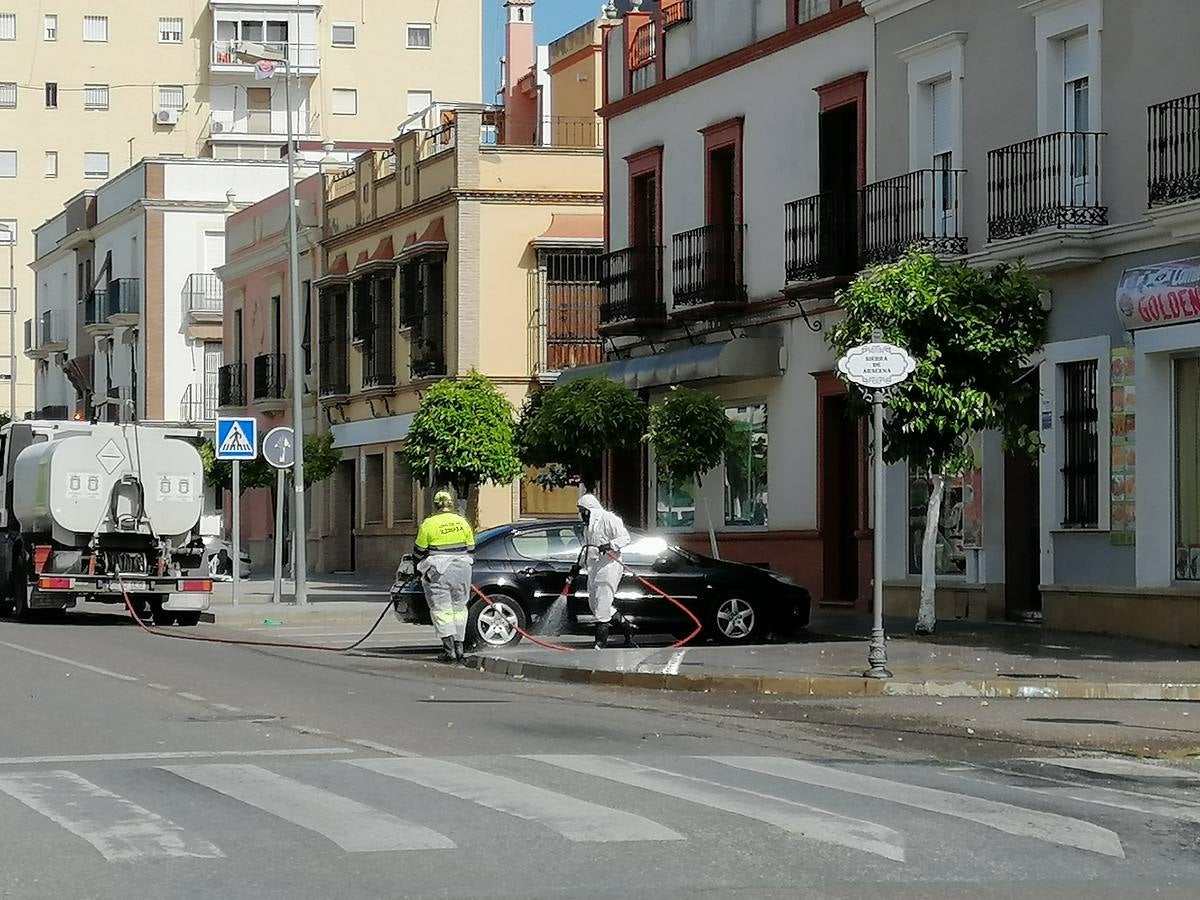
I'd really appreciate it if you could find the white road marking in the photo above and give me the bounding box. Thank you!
[147,683,173,691]
[662,650,687,675]
[710,756,1125,859]
[0,640,138,682]
[1026,757,1200,781]
[0,748,354,766]
[164,764,453,852]
[350,757,683,843]
[0,770,224,862]
[176,692,207,702]
[531,755,904,861]
[346,738,420,757]
[209,704,244,713]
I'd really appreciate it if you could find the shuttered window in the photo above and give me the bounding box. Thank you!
[84,84,110,110]
[0,13,15,41]
[83,15,108,42]
[0,82,15,108]
[1061,360,1098,528]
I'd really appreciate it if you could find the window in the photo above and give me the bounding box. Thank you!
[331,22,356,46]
[332,88,357,116]
[655,471,695,529]
[511,526,583,562]
[392,454,414,524]
[84,84,109,110]
[724,404,768,527]
[83,15,108,42]
[795,0,829,24]
[0,12,14,40]
[0,219,14,246]
[407,23,432,49]
[159,16,183,43]
[520,468,580,518]
[363,455,384,524]
[83,151,109,180]
[158,85,185,111]
[1175,358,1200,580]
[928,76,956,228]
[45,82,57,108]
[1061,359,1099,528]
[301,280,312,374]
[44,14,56,40]
[1062,33,1091,205]
[0,82,14,109]
[0,151,15,178]
[44,151,57,177]
[406,90,432,116]
[264,20,288,45]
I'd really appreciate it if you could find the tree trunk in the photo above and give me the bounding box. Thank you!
[916,472,945,635]
[697,474,719,559]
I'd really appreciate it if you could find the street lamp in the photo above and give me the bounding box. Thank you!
[0,223,14,422]
[233,41,309,605]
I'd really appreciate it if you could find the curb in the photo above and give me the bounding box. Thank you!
[473,656,1200,701]
[201,604,393,628]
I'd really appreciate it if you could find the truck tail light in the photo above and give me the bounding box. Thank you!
[38,576,74,591]
[180,579,213,593]
[33,545,53,574]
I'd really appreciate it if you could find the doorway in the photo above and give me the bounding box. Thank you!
[333,459,357,572]
[246,87,271,134]
[821,393,862,605]
[817,103,859,275]
[1004,387,1041,618]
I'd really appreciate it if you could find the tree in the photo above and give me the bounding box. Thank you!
[199,440,273,495]
[826,251,1047,634]
[647,387,731,557]
[402,372,523,510]
[516,375,648,492]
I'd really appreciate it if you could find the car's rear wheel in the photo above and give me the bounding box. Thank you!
[466,594,526,650]
[710,596,763,644]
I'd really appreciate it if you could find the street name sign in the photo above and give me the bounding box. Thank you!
[262,426,295,469]
[215,417,258,461]
[837,341,916,389]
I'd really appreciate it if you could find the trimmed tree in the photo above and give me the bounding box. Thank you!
[402,371,523,515]
[516,375,648,493]
[647,386,731,557]
[825,251,1047,634]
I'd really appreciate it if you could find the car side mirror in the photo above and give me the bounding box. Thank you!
[652,555,677,573]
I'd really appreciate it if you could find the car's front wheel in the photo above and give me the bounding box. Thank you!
[466,594,526,650]
[710,596,763,644]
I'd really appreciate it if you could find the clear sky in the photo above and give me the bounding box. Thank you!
[482,0,601,102]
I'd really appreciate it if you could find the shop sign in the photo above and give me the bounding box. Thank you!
[1116,256,1200,331]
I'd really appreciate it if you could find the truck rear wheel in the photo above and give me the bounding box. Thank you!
[10,548,32,621]
[150,599,176,627]
[176,612,201,627]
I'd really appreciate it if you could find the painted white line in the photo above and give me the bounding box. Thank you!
[163,764,454,852]
[0,748,354,766]
[531,755,904,861]
[350,757,683,843]
[0,640,138,683]
[0,770,224,862]
[147,683,173,691]
[662,650,687,676]
[209,704,243,713]
[176,693,207,702]
[710,756,1125,859]
[346,738,420,758]
[1026,757,1200,781]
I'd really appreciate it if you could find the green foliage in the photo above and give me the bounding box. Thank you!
[826,251,1047,477]
[200,431,340,495]
[516,375,648,490]
[402,371,523,495]
[300,432,340,488]
[647,387,731,482]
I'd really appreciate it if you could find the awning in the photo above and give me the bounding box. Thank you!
[331,413,414,450]
[1117,256,1200,331]
[395,218,449,260]
[533,214,604,248]
[556,337,785,390]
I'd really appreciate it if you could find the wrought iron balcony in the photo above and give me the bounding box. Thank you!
[182,274,224,320]
[785,190,859,285]
[210,41,319,71]
[629,20,656,92]
[987,131,1107,241]
[252,353,286,401]
[104,278,141,321]
[409,315,446,380]
[531,249,603,374]
[22,319,34,356]
[599,246,665,332]
[217,363,246,407]
[179,383,218,423]
[1149,92,1200,207]
[362,321,396,390]
[672,224,747,312]
[663,0,693,29]
[860,168,968,266]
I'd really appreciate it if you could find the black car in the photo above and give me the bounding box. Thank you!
[391,520,811,649]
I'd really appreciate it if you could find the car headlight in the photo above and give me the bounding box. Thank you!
[772,574,801,588]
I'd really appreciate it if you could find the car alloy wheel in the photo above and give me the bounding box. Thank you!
[476,600,521,646]
[715,597,756,642]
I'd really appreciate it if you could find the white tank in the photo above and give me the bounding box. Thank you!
[12,424,204,543]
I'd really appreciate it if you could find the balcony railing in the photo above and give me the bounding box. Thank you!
[785,190,859,283]
[182,273,223,317]
[663,0,693,29]
[629,21,656,92]
[599,246,665,329]
[105,278,140,319]
[22,319,32,354]
[179,383,218,423]
[218,363,246,407]
[362,321,396,390]
[530,251,603,374]
[1149,92,1200,207]
[252,352,286,401]
[498,114,602,149]
[860,168,968,267]
[210,41,319,70]
[410,311,446,380]
[987,131,1107,241]
[82,292,104,326]
[319,339,350,398]
[672,224,747,309]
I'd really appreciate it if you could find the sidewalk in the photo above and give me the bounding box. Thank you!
[201,574,392,627]
[474,611,1200,701]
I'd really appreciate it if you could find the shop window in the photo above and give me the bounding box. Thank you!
[363,454,384,524]
[1061,359,1099,527]
[520,468,579,518]
[1175,358,1200,580]
[724,404,767,527]
[392,453,414,524]
[655,471,695,529]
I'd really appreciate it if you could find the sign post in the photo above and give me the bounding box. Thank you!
[216,417,259,608]
[262,427,296,606]
[836,334,917,679]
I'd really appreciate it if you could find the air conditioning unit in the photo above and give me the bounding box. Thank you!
[156,108,179,126]
[211,120,227,134]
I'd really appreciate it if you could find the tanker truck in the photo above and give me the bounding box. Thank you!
[0,419,213,625]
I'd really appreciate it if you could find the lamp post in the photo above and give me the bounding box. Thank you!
[233,41,308,605]
[0,223,14,422]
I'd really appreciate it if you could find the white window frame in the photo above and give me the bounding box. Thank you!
[1028,0,1102,136]
[84,84,110,111]
[0,218,14,246]
[332,88,358,116]
[83,15,109,43]
[44,150,57,177]
[43,14,56,41]
[0,82,15,109]
[406,22,432,50]
[159,16,183,44]
[0,150,15,178]
[83,151,109,180]
[331,21,356,47]
[0,12,14,41]
[158,85,185,112]
[406,90,432,116]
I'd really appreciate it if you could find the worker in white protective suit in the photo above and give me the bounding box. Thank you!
[570,494,635,649]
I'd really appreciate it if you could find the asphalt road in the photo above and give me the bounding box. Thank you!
[1,608,1198,900]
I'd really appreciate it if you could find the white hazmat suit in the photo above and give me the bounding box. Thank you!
[578,494,631,625]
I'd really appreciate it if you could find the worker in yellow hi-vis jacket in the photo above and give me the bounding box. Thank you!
[414,491,475,664]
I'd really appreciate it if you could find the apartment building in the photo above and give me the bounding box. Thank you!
[862,0,1200,645]
[1,0,481,416]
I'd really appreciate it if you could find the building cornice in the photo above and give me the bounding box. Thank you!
[896,30,967,62]
[863,0,934,22]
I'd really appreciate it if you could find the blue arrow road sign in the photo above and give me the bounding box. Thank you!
[215,417,258,461]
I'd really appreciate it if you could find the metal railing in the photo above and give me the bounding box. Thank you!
[499,114,603,149]
[182,273,223,315]
[105,278,140,318]
[663,0,693,28]
[409,310,446,380]
[179,383,218,423]
[785,190,859,282]
[210,41,319,69]
[318,290,350,397]
[599,246,665,327]
[218,363,246,407]
[252,352,286,401]
[672,224,747,308]
[629,20,656,92]
[363,319,396,389]
[530,250,603,373]
[1061,359,1099,529]
[1149,92,1200,207]
[82,292,104,325]
[860,168,968,267]
[22,319,32,353]
[987,131,1107,241]
[39,309,66,346]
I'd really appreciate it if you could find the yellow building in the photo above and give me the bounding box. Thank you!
[0,0,481,415]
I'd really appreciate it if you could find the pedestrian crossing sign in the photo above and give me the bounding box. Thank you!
[215,417,258,461]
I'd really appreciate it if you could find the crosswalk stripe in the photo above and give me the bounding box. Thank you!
[162,764,454,852]
[348,757,684,843]
[709,756,1125,859]
[0,771,223,862]
[529,755,905,861]
[1026,757,1200,781]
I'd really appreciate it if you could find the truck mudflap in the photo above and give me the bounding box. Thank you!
[33,575,214,596]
